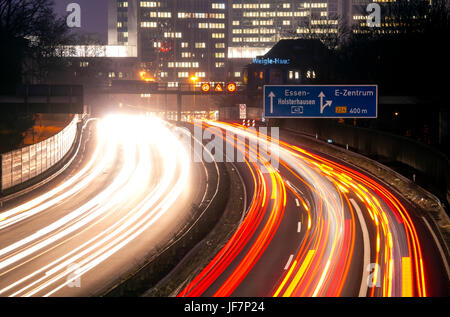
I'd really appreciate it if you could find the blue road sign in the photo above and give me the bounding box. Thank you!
[264,85,378,118]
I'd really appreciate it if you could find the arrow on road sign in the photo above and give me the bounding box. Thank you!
[318,91,332,114]
[268,91,276,113]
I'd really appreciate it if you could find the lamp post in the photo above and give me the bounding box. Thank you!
[190,75,198,108]
[139,70,156,114]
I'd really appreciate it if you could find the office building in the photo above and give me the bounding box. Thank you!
[228,0,343,59]
[107,1,431,86]
[108,0,229,84]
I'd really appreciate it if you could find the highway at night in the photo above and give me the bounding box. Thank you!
[0,115,448,298]
[0,115,448,297]
[2,0,450,310]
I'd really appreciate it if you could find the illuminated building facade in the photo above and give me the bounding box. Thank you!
[228,0,342,59]
[108,0,228,84]
[107,1,430,85]
[347,0,440,35]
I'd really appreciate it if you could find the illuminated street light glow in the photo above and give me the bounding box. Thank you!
[139,71,155,82]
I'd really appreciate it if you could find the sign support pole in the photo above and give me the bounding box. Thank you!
[177,86,182,124]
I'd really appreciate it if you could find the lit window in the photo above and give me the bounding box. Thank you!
[212,3,226,9]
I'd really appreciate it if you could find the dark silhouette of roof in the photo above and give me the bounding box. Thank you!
[259,39,331,66]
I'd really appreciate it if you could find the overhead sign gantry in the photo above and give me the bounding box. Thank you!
[264,85,378,118]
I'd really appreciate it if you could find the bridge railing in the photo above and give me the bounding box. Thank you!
[1,115,79,192]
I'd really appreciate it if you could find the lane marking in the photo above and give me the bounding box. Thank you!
[297,222,302,233]
[350,198,371,297]
[284,254,294,270]
[295,198,300,207]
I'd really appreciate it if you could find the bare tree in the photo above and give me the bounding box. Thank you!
[0,0,72,88]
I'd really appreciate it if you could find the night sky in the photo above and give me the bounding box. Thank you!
[53,0,108,42]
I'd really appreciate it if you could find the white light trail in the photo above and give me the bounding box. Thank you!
[0,114,191,297]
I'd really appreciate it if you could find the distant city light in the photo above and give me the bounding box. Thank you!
[139,71,155,82]
[57,45,137,58]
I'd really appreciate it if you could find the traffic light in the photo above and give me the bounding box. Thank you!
[139,71,155,82]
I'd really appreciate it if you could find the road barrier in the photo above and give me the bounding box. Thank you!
[1,115,79,191]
